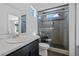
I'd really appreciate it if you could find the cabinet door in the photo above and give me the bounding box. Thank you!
[30,46,39,56]
[7,48,27,56]
[30,40,39,56]
[7,44,31,56]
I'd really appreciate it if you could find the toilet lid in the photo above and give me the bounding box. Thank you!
[39,43,50,48]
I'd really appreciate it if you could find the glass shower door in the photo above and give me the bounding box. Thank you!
[38,6,69,50]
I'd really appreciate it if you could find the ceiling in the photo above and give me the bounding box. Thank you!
[5,3,66,15]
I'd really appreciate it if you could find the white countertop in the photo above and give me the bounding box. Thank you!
[0,35,40,56]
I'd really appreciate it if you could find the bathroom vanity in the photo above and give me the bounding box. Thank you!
[7,39,39,56]
[0,35,40,56]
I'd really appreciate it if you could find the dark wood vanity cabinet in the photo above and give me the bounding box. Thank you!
[7,39,39,56]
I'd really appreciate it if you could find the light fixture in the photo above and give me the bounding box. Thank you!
[53,14,59,17]
[47,13,59,19]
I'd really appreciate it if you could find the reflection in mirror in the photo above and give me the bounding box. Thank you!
[8,14,19,34]
[21,15,26,33]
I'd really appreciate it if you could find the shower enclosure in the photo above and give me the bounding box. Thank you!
[38,4,69,50]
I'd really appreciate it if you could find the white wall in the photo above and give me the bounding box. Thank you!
[69,4,76,56]
[76,3,79,56]
[26,16,38,35]
[26,5,38,35]
[76,4,79,46]
[0,4,21,35]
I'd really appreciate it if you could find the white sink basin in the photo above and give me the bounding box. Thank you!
[5,37,30,44]
[5,35,40,44]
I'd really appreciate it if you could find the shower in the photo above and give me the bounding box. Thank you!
[38,4,69,50]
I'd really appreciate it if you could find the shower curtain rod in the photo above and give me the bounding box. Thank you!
[38,4,69,13]
[39,9,69,15]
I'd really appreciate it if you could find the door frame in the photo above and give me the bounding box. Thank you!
[69,3,76,56]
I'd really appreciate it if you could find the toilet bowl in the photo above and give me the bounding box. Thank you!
[39,43,50,56]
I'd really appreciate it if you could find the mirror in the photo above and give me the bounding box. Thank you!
[8,5,37,35]
[8,14,27,35]
[8,14,19,34]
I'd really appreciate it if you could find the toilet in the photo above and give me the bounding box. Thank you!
[39,43,50,56]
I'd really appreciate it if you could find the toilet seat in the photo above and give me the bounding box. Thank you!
[39,43,50,49]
